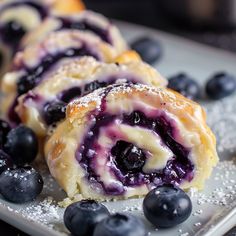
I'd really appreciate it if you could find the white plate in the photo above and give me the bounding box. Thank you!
[0,21,236,236]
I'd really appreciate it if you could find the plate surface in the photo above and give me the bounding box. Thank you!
[0,21,236,236]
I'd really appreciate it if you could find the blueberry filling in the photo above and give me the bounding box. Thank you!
[0,1,48,47]
[49,80,130,125]
[59,18,112,45]
[59,76,134,104]
[84,81,108,95]
[59,74,137,103]
[77,110,194,195]
[59,81,107,104]
[7,98,21,125]
[43,101,66,125]
[43,81,107,125]
[123,111,189,160]
[111,141,146,172]
[17,47,99,95]
[9,47,96,123]
[60,87,82,103]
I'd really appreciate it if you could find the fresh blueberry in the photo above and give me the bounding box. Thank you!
[131,37,162,64]
[206,72,236,100]
[168,73,200,100]
[0,150,13,174]
[43,101,66,125]
[112,141,146,172]
[0,166,43,203]
[143,184,192,228]
[0,119,11,148]
[64,199,110,236]
[93,213,147,236]
[4,125,38,165]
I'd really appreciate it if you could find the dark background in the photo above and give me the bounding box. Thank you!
[84,0,236,52]
[2,1,236,235]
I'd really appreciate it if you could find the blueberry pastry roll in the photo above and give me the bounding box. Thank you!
[45,83,218,200]
[0,0,83,77]
[22,11,127,54]
[1,30,119,124]
[0,0,48,76]
[16,56,167,137]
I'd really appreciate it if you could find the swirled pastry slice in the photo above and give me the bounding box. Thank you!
[0,0,83,77]
[1,30,119,124]
[16,56,167,137]
[45,83,218,200]
[22,10,127,54]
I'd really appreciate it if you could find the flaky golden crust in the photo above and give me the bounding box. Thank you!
[50,0,85,15]
[114,50,141,63]
[45,84,218,200]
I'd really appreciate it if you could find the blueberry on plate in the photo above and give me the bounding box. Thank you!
[131,37,162,64]
[64,199,110,236]
[94,213,147,236]
[0,119,11,148]
[4,125,38,165]
[43,101,66,125]
[0,166,43,203]
[0,150,13,174]
[143,184,192,228]
[206,72,236,100]
[168,73,200,100]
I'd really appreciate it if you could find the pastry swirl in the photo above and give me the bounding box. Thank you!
[0,0,83,77]
[22,10,127,54]
[16,56,167,137]
[1,30,120,124]
[45,83,218,200]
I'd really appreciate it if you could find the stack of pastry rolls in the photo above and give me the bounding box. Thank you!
[0,0,218,201]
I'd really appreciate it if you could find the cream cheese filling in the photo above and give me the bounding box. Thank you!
[0,6,42,30]
[93,122,173,189]
[106,97,201,167]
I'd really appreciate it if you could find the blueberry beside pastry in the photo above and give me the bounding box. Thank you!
[45,83,218,200]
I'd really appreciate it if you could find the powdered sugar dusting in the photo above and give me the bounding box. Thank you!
[20,197,60,225]
[98,159,236,236]
[203,94,236,154]
[68,83,190,111]
[0,197,61,231]
[189,159,236,207]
